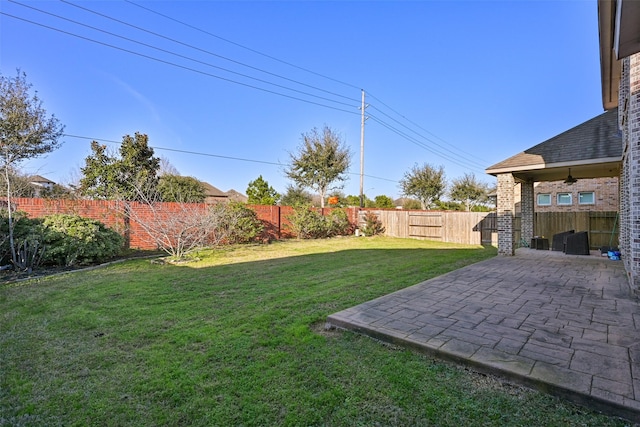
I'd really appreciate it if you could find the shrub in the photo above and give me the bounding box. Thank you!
[361,211,385,236]
[326,209,351,237]
[0,209,46,269]
[286,205,326,239]
[216,202,264,244]
[286,205,351,239]
[41,214,124,266]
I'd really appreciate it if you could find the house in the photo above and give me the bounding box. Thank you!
[225,189,248,203]
[198,182,248,204]
[486,108,622,256]
[598,0,640,293]
[532,177,618,213]
[29,175,55,195]
[199,181,229,204]
[487,1,640,294]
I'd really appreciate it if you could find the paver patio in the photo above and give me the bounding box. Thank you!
[327,248,640,422]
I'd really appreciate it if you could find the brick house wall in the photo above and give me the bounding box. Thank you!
[619,54,640,291]
[496,173,515,255]
[533,177,619,212]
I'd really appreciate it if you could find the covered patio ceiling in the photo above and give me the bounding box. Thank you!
[486,108,622,183]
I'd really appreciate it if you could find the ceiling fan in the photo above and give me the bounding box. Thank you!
[564,168,577,185]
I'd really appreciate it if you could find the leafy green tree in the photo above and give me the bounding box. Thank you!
[400,163,446,210]
[345,194,373,207]
[0,70,64,267]
[158,174,205,203]
[77,141,118,199]
[246,175,280,205]
[374,195,394,208]
[117,133,160,200]
[402,198,422,210]
[79,132,160,200]
[449,173,490,212]
[433,200,463,211]
[285,125,351,208]
[280,184,312,207]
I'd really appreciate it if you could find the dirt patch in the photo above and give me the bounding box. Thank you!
[310,320,344,337]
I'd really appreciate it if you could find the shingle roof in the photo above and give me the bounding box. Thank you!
[225,189,248,202]
[486,108,622,174]
[29,175,55,184]
[199,181,227,198]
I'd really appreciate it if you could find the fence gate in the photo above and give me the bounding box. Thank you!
[409,212,443,240]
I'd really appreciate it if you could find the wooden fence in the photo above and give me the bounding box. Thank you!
[364,209,618,249]
[360,210,497,246]
[534,211,618,249]
[10,198,618,250]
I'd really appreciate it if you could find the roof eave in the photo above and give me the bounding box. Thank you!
[598,0,620,111]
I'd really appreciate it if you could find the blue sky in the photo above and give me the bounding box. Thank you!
[1,0,604,201]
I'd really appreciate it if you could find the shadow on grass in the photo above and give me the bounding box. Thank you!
[22,243,625,427]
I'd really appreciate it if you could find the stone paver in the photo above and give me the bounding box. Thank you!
[326,248,640,422]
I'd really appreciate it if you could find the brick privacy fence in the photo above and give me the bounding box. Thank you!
[10,198,360,250]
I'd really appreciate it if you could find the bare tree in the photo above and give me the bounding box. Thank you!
[124,182,261,260]
[158,156,180,176]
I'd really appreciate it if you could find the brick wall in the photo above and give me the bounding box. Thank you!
[621,53,640,292]
[533,178,619,212]
[520,181,534,243]
[9,198,359,250]
[496,173,515,255]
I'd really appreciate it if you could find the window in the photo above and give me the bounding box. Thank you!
[579,191,595,205]
[557,193,572,205]
[537,193,551,206]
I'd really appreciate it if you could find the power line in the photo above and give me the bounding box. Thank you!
[63,134,400,184]
[65,134,284,166]
[1,11,360,116]
[367,100,487,169]
[116,0,487,170]
[58,0,360,105]
[8,1,359,109]
[5,1,488,177]
[125,0,362,92]
[367,114,486,175]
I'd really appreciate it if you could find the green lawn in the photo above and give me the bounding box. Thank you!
[0,237,628,426]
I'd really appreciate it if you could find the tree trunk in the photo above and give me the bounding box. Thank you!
[4,164,17,267]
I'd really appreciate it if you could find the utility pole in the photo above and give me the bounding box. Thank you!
[359,89,367,208]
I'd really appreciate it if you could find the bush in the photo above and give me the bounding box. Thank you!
[361,211,385,236]
[41,214,124,266]
[286,205,351,239]
[326,208,351,237]
[216,202,264,244]
[0,209,46,269]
